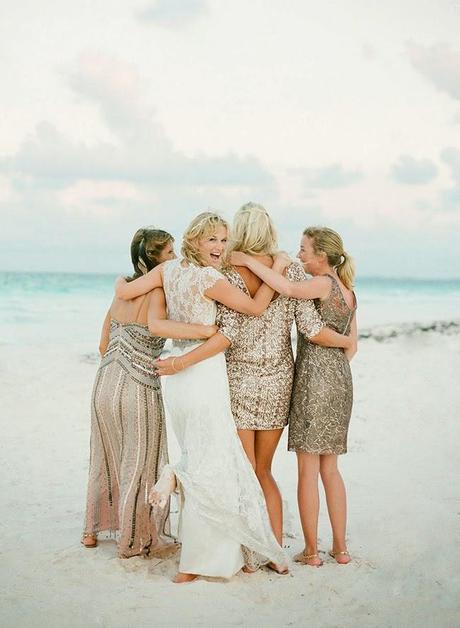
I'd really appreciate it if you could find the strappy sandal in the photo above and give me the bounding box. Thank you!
[329,550,351,564]
[81,533,97,548]
[293,551,323,567]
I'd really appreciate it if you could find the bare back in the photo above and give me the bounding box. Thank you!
[110,288,166,326]
[233,254,279,300]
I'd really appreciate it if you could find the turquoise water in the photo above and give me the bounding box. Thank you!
[1,271,459,346]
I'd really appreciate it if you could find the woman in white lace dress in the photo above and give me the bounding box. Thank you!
[115,212,287,583]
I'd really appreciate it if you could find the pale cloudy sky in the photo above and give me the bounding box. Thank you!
[1,0,459,277]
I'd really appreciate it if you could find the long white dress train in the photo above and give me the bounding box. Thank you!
[161,259,286,577]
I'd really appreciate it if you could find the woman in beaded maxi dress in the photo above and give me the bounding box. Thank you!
[82,228,218,558]
[115,213,287,583]
[232,226,357,568]
[156,204,353,575]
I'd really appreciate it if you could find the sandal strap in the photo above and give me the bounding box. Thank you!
[329,550,349,557]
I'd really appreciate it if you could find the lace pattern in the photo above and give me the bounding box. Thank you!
[161,259,287,572]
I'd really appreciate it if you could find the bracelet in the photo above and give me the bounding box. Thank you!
[171,357,184,373]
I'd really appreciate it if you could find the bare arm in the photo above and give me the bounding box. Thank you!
[114,265,164,300]
[231,252,330,299]
[98,310,112,356]
[148,288,217,340]
[309,326,352,349]
[344,313,358,361]
[154,333,230,376]
[205,258,288,316]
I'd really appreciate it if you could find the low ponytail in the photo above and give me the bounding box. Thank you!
[303,226,355,288]
[336,251,355,290]
[130,229,147,279]
[128,227,174,281]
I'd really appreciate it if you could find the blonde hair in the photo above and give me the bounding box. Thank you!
[181,211,229,267]
[229,202,278,256]
[303,226,355,289]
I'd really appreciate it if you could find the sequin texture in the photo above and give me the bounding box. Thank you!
[216,263,324,430]
[83,320,170,557]
[288,275,357,455]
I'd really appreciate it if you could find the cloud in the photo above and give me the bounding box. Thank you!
[361,43,377,61]
[440,146,460,209]
[390,155,438,185]
[407,43,460,102]
[1,54,273,191]
[294,164,363,190]
[137,0,208,26]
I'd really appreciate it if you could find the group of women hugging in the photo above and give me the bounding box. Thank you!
[82,202,358,584]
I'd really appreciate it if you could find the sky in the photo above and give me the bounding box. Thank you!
[1,0,459,278]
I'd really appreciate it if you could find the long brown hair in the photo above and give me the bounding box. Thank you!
[128,227,174,281]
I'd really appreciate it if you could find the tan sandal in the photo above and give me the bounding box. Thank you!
[81,533,97,548]
[293,551,323,567]
[329,550,351,564]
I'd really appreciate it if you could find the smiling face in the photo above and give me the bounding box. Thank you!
[196,225,228,268]
[157,240,176,263]
[297,235,325,275]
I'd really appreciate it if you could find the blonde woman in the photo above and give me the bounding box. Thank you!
[232,226,357,567]
[156,204,354,575]
[114,212,287,583]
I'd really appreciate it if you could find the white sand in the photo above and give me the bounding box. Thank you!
[1,331,459,627]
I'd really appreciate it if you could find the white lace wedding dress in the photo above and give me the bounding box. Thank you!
[161,258,286,577]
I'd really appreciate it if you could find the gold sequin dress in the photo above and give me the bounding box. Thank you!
[288,275,357,455]
[216,263,324,430]
[83,320,170,557]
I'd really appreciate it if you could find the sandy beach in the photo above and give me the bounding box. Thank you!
[1,322,459,628]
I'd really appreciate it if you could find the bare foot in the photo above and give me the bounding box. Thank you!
[267,562,289,575]
[293,550,323,567]
[149,466,176,509]
[173,572,198,584]
[81,533,97,548]
[329,549,351,564]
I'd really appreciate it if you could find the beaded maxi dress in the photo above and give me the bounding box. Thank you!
[160,259,286,577]
[83,321,170,557]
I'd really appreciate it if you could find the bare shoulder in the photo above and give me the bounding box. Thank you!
[315,275,333,300]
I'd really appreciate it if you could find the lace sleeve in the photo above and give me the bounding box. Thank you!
[287,263,324,338]
[216,303,241,344]
[198,266,225,295]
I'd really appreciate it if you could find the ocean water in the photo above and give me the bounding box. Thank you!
[1,271,459,347]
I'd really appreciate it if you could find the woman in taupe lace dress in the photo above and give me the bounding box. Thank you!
[82,228,217,557]
[232,226,357,568]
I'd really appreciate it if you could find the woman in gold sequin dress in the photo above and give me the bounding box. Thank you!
[156,205,353,575]
[82,228,217,557]
[232,227,357,568]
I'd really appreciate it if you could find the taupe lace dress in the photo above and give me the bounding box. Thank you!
[288,275,357,455]
[83,320,170,557]
[216,263,324,430]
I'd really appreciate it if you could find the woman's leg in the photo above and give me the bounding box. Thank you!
[237,429,256,470]
[296,452,322,566]
[319,454,351,564]
[254,428,288,573]
[253,429,284,544]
